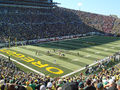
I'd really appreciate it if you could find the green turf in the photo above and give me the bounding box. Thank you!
[0,36,120,77]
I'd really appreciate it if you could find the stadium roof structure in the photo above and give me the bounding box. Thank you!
[0,0,58,9]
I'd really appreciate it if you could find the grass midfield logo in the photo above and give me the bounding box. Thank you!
[0,49,64,75]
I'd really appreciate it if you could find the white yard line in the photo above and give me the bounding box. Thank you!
[0,54,45,76]
[61,61,98,78]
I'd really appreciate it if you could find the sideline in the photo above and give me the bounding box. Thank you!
[0,54,45,76]
[61,61,98,78]
[0,36,94,48]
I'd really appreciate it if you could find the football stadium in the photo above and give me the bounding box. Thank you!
[0,0,120,90]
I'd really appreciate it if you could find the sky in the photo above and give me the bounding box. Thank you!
[54,0,120,17]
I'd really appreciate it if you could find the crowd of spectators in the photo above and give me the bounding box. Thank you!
[112,19,120,35]
[0,52,120,90]
[0,6,118,43]
[67,8,116,34]
[85,52,120,75]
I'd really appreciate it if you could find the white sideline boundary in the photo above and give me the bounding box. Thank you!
[0,53,98,78]
[0,54,45,76]
[61,62,98,78]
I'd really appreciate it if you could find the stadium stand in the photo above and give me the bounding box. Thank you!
[0,6,100,42]
[0,6,117,43]
[74,10,116,33]
[112,18,120,36]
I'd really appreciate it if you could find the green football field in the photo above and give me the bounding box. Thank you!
[0,36,120,77]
